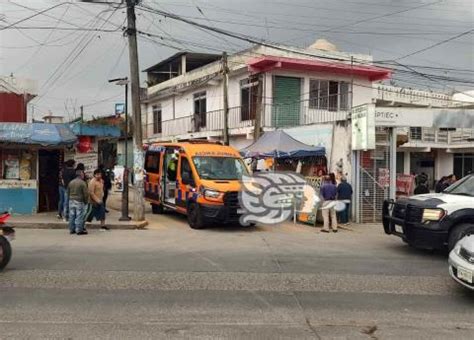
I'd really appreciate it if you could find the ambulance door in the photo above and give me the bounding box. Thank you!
[177,153,197,209]
[144,149,163,203]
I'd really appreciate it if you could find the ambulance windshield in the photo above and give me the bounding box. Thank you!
[193,157,249,180]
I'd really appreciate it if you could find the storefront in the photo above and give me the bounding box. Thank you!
[68,123,121,177]
[0,123,76,214]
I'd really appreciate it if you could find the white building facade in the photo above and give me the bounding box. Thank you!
[141,43,390,178]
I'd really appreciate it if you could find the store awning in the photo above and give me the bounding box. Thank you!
[69,122,122,138]
[241,130,326,159]
[0,123,77,146]
[248,56,392,81]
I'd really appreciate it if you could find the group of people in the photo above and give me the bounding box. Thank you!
[58,160,111,235]
[319,174,353,233]
[435,174,457,193]
[413,173,458,195]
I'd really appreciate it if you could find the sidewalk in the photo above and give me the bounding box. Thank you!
[10,189,148,230]
[9,209,147,230]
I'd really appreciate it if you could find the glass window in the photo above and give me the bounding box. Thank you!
[193,91,207,129]
[309,79,349,111]
[240,77,259,121]
[145,152,160,173]
[152,105,162,134]
[180,156,192,179]
[192,157,249,180]
[444,174,474,197]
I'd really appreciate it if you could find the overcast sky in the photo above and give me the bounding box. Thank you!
[0,0,473,120]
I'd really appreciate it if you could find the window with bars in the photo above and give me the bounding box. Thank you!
[152,105,162,134]
[309,79,349,111]
[240,76,259,121]
[193,91,207,129]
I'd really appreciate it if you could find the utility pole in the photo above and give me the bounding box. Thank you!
[126,0,145,221]
[80,105,84,122]
[253,73,263,141]
[222,51,229,145]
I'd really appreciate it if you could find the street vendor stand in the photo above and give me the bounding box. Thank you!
[0,123,77,214]
[241,130,327,225]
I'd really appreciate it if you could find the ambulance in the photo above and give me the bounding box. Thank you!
[144,141,249,229]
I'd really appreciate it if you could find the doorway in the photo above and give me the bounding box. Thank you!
[38,149,61,212]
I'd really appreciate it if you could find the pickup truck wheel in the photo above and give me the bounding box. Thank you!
[448,223,474,251]
[0,236,12,271]
[151,203,164,214]
[187,203,205,229]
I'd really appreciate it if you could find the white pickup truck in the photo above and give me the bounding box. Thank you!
[383,174,474,251]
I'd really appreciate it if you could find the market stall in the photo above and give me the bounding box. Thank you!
[241,130,328,225]
[0,123,76,214]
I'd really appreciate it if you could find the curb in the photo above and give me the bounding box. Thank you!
[10,220,148,230]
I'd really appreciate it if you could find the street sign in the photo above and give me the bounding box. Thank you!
[351,103,376,150]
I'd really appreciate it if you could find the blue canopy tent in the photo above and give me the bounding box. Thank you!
[241,130,325,159]
[0,123,77,146]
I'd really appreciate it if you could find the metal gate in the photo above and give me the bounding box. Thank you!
[357,128,390,223]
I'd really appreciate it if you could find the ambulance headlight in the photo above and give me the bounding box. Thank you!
[203,189,221,199]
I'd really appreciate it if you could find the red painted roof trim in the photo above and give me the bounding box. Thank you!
[247,56,392,81]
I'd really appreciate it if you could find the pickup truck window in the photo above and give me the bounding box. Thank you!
[444,175,474,197]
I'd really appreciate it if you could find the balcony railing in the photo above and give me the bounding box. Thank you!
[409,127,474,145]
[146,103,349,139]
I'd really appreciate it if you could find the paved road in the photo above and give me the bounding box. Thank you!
[1,213,473,339]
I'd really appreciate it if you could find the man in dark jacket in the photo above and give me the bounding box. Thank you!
[98,164,112,213]
[336,177,353,225]
[320,176,338,232]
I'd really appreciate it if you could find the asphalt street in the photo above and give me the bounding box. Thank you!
[0,212,473,339]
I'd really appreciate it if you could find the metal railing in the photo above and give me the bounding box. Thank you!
[145,103,349,138]
[409,127,474,145]
[262,101,349,128]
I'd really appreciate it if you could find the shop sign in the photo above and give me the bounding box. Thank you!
[375,109,433,127]
[378,168,390,187]
[0,179,37,189]
[352,104,375,150]
[375,108,474,128]
[74,152,98,177]
[396,174,415,196]
[77,136,94,153]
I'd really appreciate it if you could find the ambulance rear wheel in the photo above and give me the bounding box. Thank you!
[151,203,164,214]
[187,203,205,229]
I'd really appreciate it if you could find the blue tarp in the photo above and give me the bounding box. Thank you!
[70,122,121,138]
[0,123,77,146]
[241,130,326,159]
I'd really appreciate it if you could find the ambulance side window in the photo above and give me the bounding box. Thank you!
[145,152,160,173]
[181,157,194,186]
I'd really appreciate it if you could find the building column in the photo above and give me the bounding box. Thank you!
[404,151,410,174]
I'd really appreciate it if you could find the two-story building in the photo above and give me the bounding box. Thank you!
[141,40,391,178]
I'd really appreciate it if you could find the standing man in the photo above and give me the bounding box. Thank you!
[62,159,76,221]
[98,164,112,213]
[320,175,338,233]
[67,170,88,235]
[337,176,353,225]
[89,169,109,231]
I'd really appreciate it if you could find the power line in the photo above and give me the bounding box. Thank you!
[1,2,72,30]
[395,28,474,60]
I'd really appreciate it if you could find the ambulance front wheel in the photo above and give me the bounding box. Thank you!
[187,203,205,229]
[151,203,164,214]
